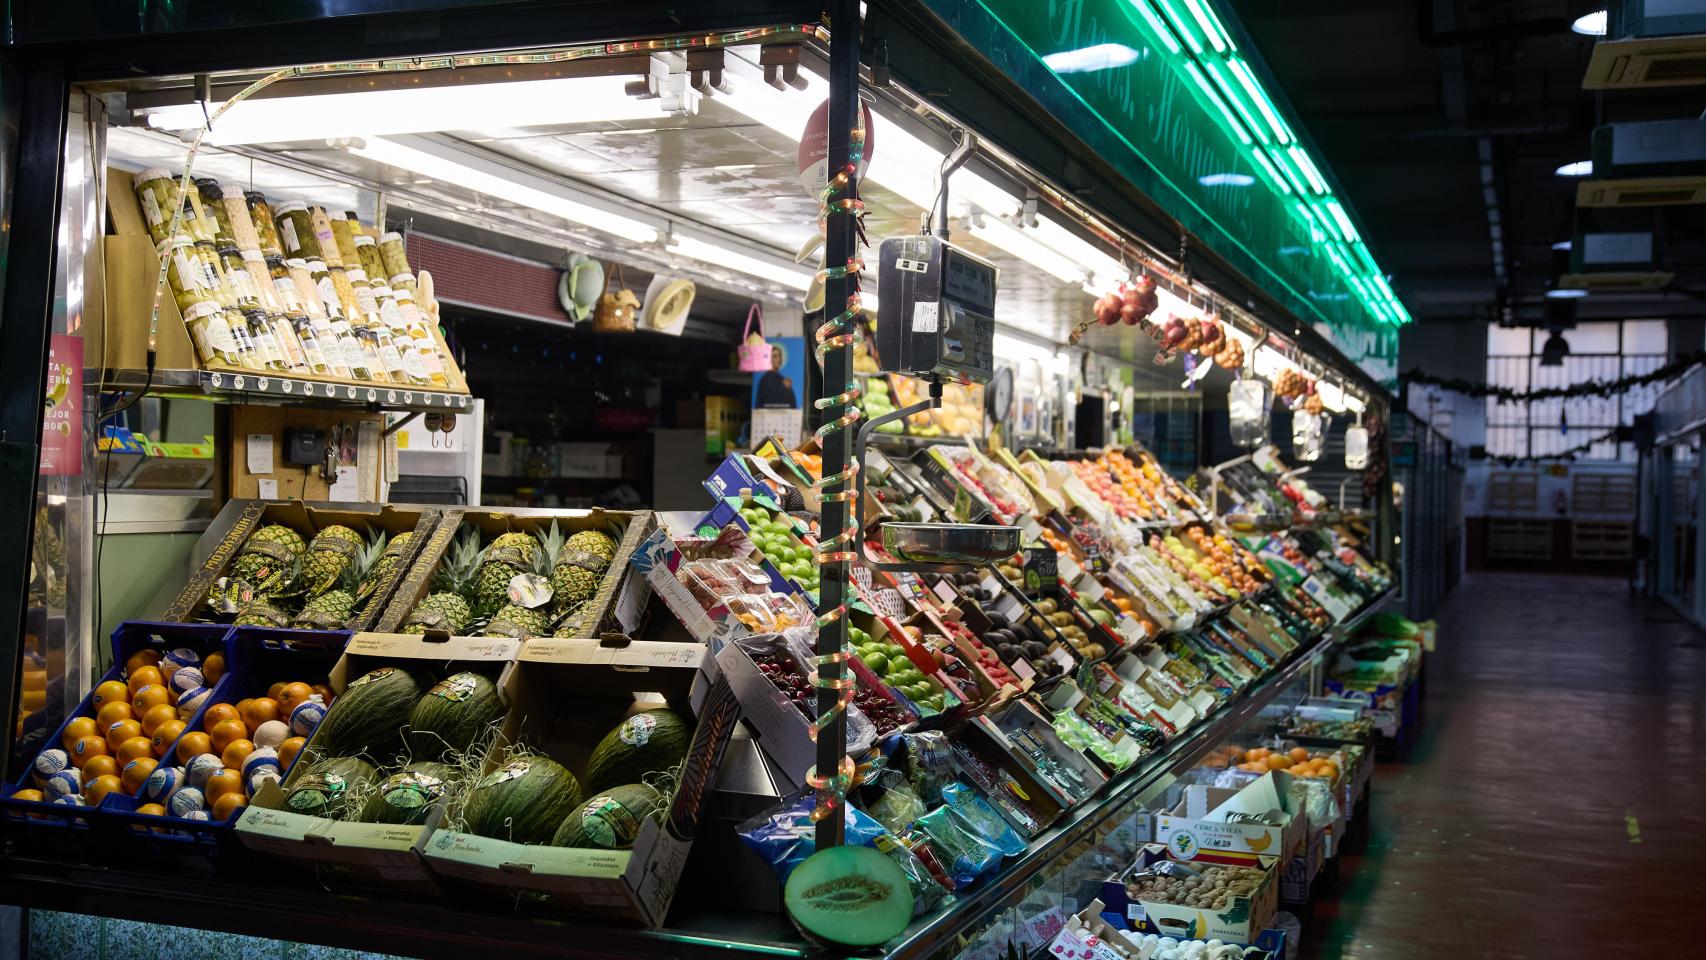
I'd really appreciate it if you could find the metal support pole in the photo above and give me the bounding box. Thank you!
[0,52,69,784]
[814,0,859,851]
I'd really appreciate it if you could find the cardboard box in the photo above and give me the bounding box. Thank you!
[1101,846,1280,945]
[714,633,877,787]
[161,500,439,629]
[233,632,520,892]
[980,698,1108,806]
[557,443,623,479]
[949,717,1067,838]
[420,639,740,926]
[377,507,653,641]
[1155,772,1306,862]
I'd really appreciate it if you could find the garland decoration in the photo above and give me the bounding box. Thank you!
[1401,352,1704,403]
[1481,428,1622,466]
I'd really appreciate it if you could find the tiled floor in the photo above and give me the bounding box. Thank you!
[1302,572,1706,958]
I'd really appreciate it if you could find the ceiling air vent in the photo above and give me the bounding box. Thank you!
[1558,271,1675,290]
[1576,177,1706,207]
[1583,36,1706,89]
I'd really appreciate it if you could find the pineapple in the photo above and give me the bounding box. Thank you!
[481,524,561,639]
[358,530,413,601]
[552,528,618,627]
[473,530,541,617]
[293,530,385,629]
[233,601,294,628]
[301,524,366,599]
[402,529,482,635]
[213,523,306,607]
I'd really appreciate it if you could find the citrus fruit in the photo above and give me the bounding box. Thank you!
[92,681,129,709]
[121,757,159,794]
[70,735,109,765]
[95,701,134,730]
[204,768,244,804]
[125,649,163,673]
[212,791,247,820]
[276,682,313,715]
[151,719,186,757]
[131,684,171,713]
[201,652,226,684]
[201,703,240,732]
[277,736,306,770]
[240,698,281,730]
[61,716,98,751]
[175,731,213,764]
[127,665,163,696]
[105,719,143,751]
[83,774,123,806]
[220,739,255,769]
[116,736,155,764]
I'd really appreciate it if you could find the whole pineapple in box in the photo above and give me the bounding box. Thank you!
[301,524,366,599]
[402,529,481,636]
[293,531,385,629]
[481,524,561,639]
[233,600,294,629]
[551,528,618,631]
[473,530,539,617]
[209,523,305,612]
[359,530,413,601]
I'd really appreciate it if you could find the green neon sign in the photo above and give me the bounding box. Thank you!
[928,0,1403,386]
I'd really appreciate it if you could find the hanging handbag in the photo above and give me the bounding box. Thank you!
[738,304,772,372]
[592,262,639,333]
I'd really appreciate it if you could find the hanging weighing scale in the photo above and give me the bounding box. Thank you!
[856,233,1019,571]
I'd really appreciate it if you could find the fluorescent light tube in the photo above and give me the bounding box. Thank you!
[1227,59,1292,144]
[667,233,813,291]
[140,75,662,147]
[969,218,1088,284]
[1203,61,1267,144]
[1286,145,1328,194]
[1183,63,1252,146]
[349,135,659,243]
[1183,0,1232,52]
[1132,2,1183,55]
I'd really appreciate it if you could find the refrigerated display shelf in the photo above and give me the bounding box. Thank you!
[0,589,1391,960]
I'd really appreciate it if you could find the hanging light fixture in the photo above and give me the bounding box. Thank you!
[1539,327,1571,367]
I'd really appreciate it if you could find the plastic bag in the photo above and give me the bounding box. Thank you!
[889,730,956,806]
[736,791,888,883]
[941,781,1026,857]
[871,831,952,916]
[913,796,1004,889]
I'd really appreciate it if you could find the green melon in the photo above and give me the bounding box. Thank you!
[284,756,377,820]
[311,664,430,764]
[551,783,664,850]
[406,671,505,763]
[583,709,692,795]
[460,754,582,845]
[784,846,915,947]
[360,761,459,825]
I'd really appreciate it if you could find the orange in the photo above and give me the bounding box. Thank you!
[139,703,178,737]
[121,757,159,795]
[136,802,166,817]
[201,702,241,732]
[277,736,306,770]
[208,718,248,754]
[234,698,254,719]
[13,788,44,804]
[1264,754,1291,770]
[125,649,163,674]
[105,719,144,751]
[220,739,255,769]
[150,719,186,757]
[61,716,98,751]
[266,682,287,703]
[212,791,248,821]
[92,680,130,709]
[81,755,121,783]
[1245,747,1270,762]
[1287,747,1309,764]
[312,684,337,706]
[127,665,163,696]
[175,731,213,764]
[201,652,226,684]
[116,736,154,765]
[95,700,134,730]
[204,768,244,804]
[131,684,171,713]
[239,698,281,731]
[83,774,123,806]
[276,682,313,716]
[70,735,109,766]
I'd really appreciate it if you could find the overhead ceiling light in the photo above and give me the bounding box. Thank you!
[1555,160,1594,177]
[1545,288,1589,299]
[1043,43,1141,73]
[138,75,663,146]
[1198,172,1256,188]
[1540,329,1571,366]
[666,233,813,291]
[1571,10,1608,36]
[348,135,659,243]
[1552,240,1572,250]
[967,217,1088,284]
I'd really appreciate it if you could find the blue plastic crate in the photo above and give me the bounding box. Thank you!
[102,627,350,856]
[0,621,234,839]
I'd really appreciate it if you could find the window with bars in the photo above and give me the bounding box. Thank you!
[1484,320,1668,461]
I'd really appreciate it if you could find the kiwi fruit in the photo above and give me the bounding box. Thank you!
[784,846,914,947]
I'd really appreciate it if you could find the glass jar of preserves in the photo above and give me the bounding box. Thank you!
[220,182,264,252]
[352,233,389,284]
[156,236,216,313]
[194,240,239,309]
[230,307,284,371]
[308,205,342,268]
[328,212,363,268]
[258,310,309,374]
[273,200,322,261]
[246,190,285,258]
[396,288,450,387]
[215,244,263,308]
[243,251,284,313]
[135,168,214,245]
[195,179,238,247]
[284,258,327,321]
[182,300,243,368]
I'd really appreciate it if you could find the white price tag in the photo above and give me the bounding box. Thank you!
[256,478,279,499]
[912,301,939,333]
[245,434,274,475]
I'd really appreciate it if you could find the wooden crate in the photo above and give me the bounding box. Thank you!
[1571,521,1633,561]
[1487,518,1553,560]
[1572,473,1636,515]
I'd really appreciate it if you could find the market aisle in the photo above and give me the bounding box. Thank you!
[1302,572,1706,959]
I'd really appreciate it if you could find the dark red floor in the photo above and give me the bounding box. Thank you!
[1301,572,1706,958]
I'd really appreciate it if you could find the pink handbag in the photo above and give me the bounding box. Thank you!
[738,304,772,372]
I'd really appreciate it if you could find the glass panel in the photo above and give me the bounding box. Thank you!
[1487,323,1532,356]
[1623,319,1668,354]
[1541,321,1620,354]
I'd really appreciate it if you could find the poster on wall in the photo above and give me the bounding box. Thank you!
[40,334,82,476]
[752,336,806,412]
